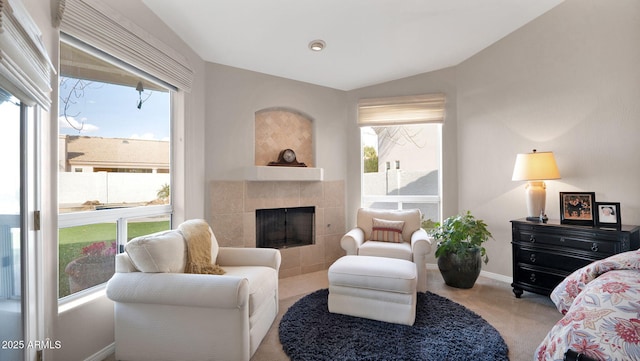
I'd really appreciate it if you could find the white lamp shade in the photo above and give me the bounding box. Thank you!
[512,150,561,220]
[512,151,561,181]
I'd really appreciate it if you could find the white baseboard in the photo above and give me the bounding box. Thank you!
[478,269,512,284]
[426,263,512,284]
[85,343,115,361]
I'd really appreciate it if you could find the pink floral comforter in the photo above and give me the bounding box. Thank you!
[535,250,640,361]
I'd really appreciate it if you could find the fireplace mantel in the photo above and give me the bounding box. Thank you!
[244,166,324,181]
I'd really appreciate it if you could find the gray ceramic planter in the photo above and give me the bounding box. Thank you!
[437,247,482,289]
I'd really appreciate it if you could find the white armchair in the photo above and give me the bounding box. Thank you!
[340,208,432,292]
[106,220,281,361]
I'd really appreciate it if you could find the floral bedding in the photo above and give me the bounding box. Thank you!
[535,249,640,361]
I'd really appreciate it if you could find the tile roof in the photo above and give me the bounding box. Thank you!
[65,135,169,168]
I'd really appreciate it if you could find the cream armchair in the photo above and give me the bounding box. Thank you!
[106,220,281,361]
[340,208,432,292]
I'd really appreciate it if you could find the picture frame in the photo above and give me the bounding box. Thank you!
[560,192,596,226]
[594,202,622,228]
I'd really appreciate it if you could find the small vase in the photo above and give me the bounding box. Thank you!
[437,248,482,289]
[65,256,115,293]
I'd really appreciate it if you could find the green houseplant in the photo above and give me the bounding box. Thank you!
[430,211,493,289]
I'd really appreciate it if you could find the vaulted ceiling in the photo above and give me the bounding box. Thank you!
[143,0,564,91]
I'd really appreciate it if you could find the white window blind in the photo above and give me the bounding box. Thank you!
[56,0,193,92]
[357,93,446,126]
[0,0,56,110]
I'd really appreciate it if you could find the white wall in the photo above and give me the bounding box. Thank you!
[59,173,170,205]
[455,0,640,277]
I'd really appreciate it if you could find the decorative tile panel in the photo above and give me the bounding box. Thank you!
[255,108,314,167]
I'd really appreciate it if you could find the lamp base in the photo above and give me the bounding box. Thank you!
[524,181,547,221]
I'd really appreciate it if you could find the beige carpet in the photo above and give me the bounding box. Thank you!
[103,269,562,361]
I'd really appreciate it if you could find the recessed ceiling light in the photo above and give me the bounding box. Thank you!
[308,40,326,52]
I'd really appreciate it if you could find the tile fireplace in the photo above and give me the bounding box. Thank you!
[208,180,345,278]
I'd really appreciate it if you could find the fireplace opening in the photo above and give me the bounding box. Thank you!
[256,206,315,249]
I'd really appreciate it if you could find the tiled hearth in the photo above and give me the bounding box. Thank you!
[209,180,345,278]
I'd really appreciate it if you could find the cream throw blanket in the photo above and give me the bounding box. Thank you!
[178,220,225,275]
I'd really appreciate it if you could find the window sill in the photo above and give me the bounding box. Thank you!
[58,284,107,314]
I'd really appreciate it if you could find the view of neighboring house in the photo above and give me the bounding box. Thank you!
[57,135,170,209]
[58,135,169,173]
[363,124,441,221]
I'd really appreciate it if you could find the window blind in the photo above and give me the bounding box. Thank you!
[357,93,446,126]
[56,0,193,92]
[0,0,56,109]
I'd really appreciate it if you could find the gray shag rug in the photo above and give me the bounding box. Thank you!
[279,289,509,361]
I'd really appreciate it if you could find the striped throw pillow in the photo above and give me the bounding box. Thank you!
[371,218,405,243]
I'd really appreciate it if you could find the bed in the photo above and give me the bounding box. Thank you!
[535,249,640,361]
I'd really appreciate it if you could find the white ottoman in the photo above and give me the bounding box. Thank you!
[328,255,417,326]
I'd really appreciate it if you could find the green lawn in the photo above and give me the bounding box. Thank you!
[59,221,171,244]
[58,220,170,298]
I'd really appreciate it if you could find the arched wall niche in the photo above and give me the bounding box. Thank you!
[254,107,314,167]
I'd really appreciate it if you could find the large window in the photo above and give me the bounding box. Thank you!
[58,40,172,299]
[361,124,441,224]
[359,94,445,225]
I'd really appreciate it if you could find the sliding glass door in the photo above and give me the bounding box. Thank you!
[0,87,24,360]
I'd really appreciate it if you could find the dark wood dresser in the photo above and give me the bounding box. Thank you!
[511,219,640,298]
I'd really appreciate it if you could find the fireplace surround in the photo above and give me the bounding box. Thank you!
[208,180,345,278]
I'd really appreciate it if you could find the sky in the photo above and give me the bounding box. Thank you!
[361,126,378,150]
[58,78,171,140]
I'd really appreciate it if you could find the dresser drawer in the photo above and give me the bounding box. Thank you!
[514,265,567,293]
[515,248,594,273]
[515,230,617,255]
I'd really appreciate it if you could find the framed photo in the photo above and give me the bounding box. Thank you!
[560,192,596,226]
[595,202,621,228]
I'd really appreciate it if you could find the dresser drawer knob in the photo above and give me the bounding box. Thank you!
[529,235,536,243]
[529,254,536,263]
[529,273,537,283]
[591,243,599,252]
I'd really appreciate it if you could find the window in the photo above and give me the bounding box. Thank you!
[0,89,24,361]
[57,40,172,299]
[359,94,445,226]
[54,0,193,302]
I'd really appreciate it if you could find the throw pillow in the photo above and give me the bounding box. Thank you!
[371,218,405,243]
[125,230,186,272]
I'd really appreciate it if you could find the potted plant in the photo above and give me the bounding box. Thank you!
[430,211,493,289]
[65,241,117,293]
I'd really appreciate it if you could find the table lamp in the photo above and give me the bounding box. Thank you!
[512,149,561,222]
